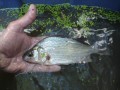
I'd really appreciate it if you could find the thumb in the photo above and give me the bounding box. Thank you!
[7,4,37,32]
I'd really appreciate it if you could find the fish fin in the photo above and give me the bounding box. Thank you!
[90,28,114,56]
[91,40,111,55]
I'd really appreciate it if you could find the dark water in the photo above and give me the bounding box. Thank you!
[0,5,120,90]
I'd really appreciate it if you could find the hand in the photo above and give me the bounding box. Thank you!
[0,4,61,74]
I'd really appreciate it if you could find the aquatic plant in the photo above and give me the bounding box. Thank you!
[7,3,120,36]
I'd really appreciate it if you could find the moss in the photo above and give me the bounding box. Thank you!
[0,24,4,31]
[7,3,120,36]
[96,8,120,23]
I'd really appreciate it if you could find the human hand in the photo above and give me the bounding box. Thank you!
[0,4,61,74]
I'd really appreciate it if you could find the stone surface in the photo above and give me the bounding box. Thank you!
[0,4,120,90]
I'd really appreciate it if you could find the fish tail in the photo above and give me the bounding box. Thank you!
[91,41,110,55]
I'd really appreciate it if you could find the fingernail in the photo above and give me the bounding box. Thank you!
[29,4,35,11]
[54,65,61,71]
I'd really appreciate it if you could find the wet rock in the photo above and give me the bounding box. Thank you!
[0,4,120,90]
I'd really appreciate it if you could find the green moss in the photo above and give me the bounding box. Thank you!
[0,24,4,31]
[97,8,120,23]
[7,3,120,36]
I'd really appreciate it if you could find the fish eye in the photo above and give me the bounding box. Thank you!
[28,52,34,57]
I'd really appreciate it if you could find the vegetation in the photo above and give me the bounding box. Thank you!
[0,24,4,31]
[7,3,120,36]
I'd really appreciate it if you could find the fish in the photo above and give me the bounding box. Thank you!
[23,37,100,65]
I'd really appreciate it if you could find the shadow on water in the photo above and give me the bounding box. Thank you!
[0,4,120,90]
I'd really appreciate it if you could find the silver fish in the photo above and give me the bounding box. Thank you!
[23,37,99,65]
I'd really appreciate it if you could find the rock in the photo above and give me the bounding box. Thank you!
[0,4,120,90]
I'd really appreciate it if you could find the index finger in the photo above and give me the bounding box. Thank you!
[23,62,61,73]
[7,4,37,32]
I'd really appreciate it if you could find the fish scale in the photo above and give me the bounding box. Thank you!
[23,37,99,65]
